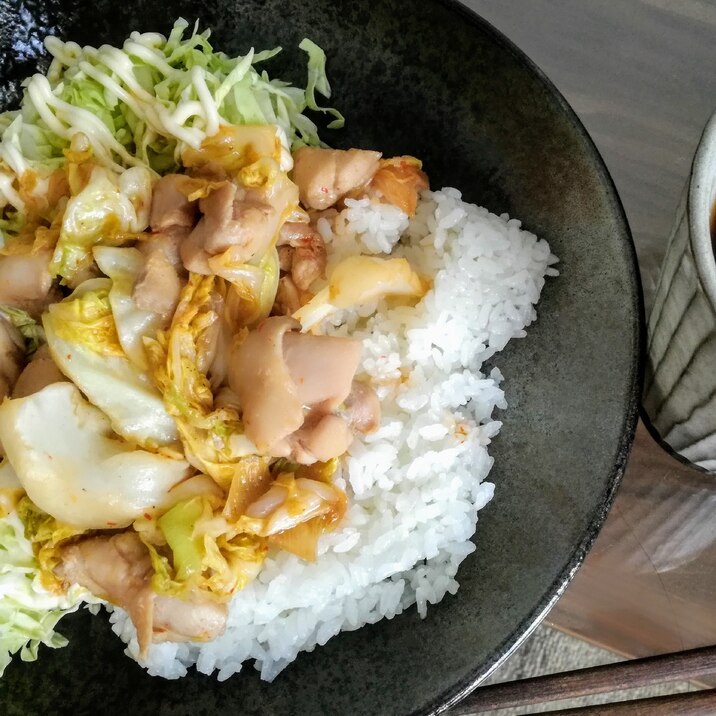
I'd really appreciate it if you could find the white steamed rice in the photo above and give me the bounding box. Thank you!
[108,187,558,681]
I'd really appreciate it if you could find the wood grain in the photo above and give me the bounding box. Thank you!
[450,645,716,714]
[465,0,716,311]
[546,421,716,664]
[541,690,716,716]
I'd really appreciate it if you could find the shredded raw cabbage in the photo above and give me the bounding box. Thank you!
[16,497,87,592]
[0,511,87,676]
[0,18,343,213]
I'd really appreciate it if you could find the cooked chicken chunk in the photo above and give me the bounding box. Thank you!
[140,227,186,271]
[282,331,360,410]
[12,344,66,399]
[149,174,198,231]
[134,230,187,319]
[277,221,327,291]
[0,251,54,311]
[193,182,275,257]
[292,147,381,210]
[152,595,228,644]
[290,413,354,464]
[179,229,213,275]
[273,276,302,316]
[57,532,155,652]
[342,380,381,434]
[186,183,276,269]
[57,532,227,655]
[228,316,362,463]
[229,317,304,452]
[182,172,299,273]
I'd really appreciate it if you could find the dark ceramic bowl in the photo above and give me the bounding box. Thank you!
[0,1,642,714]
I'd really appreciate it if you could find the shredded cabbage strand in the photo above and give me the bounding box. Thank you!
[0,510,88,676]
[0,18,343,214]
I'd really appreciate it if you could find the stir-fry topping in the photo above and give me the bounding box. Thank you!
[0,19,432,666]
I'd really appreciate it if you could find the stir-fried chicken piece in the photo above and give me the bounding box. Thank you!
[341,380,381,434]
[0,251,54,313]
[57,532,227,655]
[277,245,293,272]
[292,241,325,291]
[140,227,186,271]
[273,276,302,316]
[181,172,298,274]
[149,174,198,231]
[292,147,381,210]
[134,230,187,319]
[228,316,363,463]
[57,532,155,651]
[180,229,212,274]
[12,344,66,399]
[152,596,228,644]
[138,178,196,319]
[290,413,354,464]
[229,317,304,452]
[0,318,24,400]
[191,183,275,258]
[281,330,360,410]
[277,221,327,291]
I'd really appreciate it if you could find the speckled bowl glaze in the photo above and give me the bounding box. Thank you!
[0,1,642,714]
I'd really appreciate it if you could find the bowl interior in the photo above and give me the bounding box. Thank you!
[0,1,641,715]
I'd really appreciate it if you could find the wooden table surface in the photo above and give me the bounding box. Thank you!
[462,0,716,666]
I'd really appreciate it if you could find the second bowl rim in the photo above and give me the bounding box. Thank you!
[689,108,716,312]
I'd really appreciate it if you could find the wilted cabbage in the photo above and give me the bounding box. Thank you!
[145,273,257,489]
[49,166,152,284]
[294,255,427,330]
[93,246,165,370]
[0,382,191,530]
[139,494,267,601]
[44,278,179,447]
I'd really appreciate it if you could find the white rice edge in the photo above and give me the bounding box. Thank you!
[107,187,558,681]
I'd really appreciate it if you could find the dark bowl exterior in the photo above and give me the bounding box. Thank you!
[0,1,642,714]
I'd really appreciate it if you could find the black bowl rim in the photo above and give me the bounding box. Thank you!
[421,2,645,714]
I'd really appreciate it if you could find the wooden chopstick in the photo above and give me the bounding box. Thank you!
[448,644,716,714]
[539,689,716,715]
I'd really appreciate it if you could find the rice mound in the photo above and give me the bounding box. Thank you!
[108,188,558,681]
